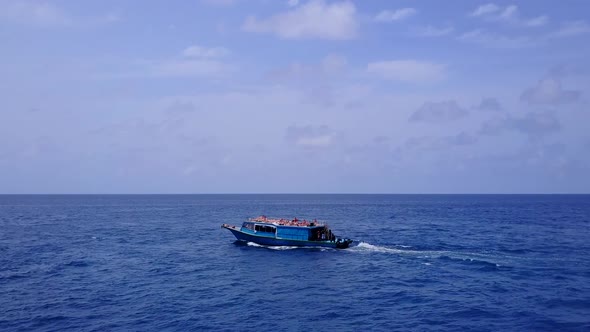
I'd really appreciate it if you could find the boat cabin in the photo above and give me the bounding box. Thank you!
[242,222,276,235]
[240,218,337,242]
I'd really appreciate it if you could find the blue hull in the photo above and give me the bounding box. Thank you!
[222,225,352,249]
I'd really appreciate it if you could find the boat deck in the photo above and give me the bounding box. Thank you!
[249,216,325,227]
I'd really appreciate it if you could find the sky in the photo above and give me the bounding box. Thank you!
[0,0,589,194]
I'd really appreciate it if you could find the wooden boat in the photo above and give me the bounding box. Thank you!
[221,216,353,249]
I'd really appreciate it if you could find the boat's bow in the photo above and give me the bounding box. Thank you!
[221,223,242,237]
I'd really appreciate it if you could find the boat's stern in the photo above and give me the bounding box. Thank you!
[335,238,353,249]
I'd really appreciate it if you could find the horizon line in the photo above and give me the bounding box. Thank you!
[1,193,589,195]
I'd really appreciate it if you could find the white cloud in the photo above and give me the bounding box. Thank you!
[150,59,232,78]
[285,125,335,148]
[405,132,477,150]
[127,46,235,78]
[521,78,581,105]
[470,3,548,28]
[0,1,120,27]
[474,97,502,112]
[267,54,347,83]
[367,60,446,83]
[374,8,417,22]
[264,54,355,108]
[512,112,561,136]
[458,29,537,48]
[242,0,357,40]
[548,20,590,38]
[524,15,548,27]
[409,101,469,123]
[480,112,561,137]
[297,135,333,147]
[499,5,518,20]
[0,0,71,26]
[287,0,299,7]
[414,25,454,37]
[461,20,587,48]
[182,45,229,58]
[470,3,500,17]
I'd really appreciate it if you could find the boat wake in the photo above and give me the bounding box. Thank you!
[351,242,409,254]
[239,241,504,268]
[350,242,505,268]
[350,242,432,255]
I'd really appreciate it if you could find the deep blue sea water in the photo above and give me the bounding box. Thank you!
[1,194,589,331]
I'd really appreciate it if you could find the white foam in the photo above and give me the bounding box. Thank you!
[350,242,444,257]
[349,242,508,268]
[268,246,301,251]
[351,242,406,254]
[245,242,300,250]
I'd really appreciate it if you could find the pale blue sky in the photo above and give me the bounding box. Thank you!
[1,0,589,193]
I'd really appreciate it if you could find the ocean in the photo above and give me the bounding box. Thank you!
[0,194,589,331]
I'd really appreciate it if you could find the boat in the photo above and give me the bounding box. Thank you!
[221,216,353,249]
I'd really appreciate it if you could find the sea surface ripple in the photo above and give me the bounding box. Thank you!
[1,194,589,331]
